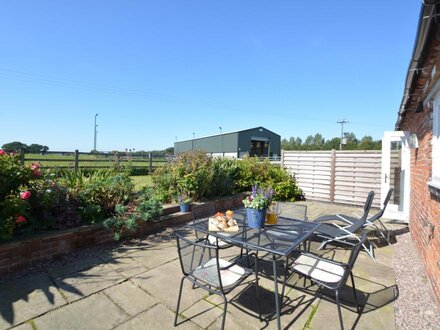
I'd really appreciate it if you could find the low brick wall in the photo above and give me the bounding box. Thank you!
[0,194,245,274]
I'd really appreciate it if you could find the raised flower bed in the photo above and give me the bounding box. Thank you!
[0,194,245,274]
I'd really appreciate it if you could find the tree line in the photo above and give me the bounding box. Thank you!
[281,133,381,150]
[1,141,49,154]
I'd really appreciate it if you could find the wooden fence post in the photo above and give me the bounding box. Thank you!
[20,148,25,166]
[149,153,153,174]
[329,149,336,203]
[74,150,79,173]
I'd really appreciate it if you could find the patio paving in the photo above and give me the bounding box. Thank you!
[0,201,406,330]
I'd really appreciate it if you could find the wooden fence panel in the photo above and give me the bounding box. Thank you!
[282,150,333,202]
[282,150,382,207]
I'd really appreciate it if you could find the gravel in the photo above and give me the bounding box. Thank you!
[393,229,440,329]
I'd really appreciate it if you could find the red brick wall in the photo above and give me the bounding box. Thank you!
[400,107,440,304]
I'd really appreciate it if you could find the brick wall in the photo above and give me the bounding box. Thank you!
[0,194,245,274]
[400,107,440,304]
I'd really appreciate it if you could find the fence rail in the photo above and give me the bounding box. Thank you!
[20,150,168,174]
[281,150,382,207]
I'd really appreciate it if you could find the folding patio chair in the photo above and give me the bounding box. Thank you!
[287,231,367,330]
[174,233,261,330]
[314,190,393,244]
[313,191,375,259]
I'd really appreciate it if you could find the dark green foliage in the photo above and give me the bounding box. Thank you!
[152,151,303,203]
[281,132,381,150]
[209,158,240,197]
[103,188,163,240]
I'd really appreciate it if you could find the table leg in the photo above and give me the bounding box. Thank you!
[272,254,281,330]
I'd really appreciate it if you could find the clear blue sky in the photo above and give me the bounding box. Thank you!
[0,1,420,152]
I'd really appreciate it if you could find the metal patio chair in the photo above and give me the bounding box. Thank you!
[314,190,393,244]
[174,233,261,330]
[288,231,367,330]
[313,191,375,259]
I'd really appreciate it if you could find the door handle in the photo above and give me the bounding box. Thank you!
[384,173,388,183]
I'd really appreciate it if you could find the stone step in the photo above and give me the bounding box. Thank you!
[162,203,181,215]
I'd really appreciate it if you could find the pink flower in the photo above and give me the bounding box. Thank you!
[20,191,31,200]
[33,170,41,177]
[0,150,5,156]
[9,152,14,156]
[30,163,40,170]
[16,216,27,224]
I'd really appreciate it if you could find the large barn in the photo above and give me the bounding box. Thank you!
[174,126,281,158]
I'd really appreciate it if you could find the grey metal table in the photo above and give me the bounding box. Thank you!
[191,216,321,330]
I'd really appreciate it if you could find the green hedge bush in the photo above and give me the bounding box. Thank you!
[152,152,303,203]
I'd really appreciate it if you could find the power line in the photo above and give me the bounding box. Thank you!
[0,68,385,128]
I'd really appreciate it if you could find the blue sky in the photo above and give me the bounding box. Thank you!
[0,1,420,152]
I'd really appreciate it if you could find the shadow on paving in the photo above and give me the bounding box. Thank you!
[0,225,182,327]
[0,273,81,326]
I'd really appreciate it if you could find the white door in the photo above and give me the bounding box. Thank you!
[381,131,410,222]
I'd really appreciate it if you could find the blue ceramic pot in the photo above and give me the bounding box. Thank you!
[246,208,267,228]
[180,203,190,212]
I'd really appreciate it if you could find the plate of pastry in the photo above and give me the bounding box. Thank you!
[208,210,239,232]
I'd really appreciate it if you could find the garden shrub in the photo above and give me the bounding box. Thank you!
[103,187,163,240]
[0,152,36,240]
[152,151,212,202]
[152,152,303,203]
[208,158,240,197]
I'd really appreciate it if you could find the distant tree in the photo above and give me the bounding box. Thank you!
[324,137,341,150]
[165,147,174,154]
[2,141,27,152]
[282,132,381,151]
[27,144,49,154]
[358,136,381,150]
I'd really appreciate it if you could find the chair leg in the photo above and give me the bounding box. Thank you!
[335,290,345,330]
[362,242,375,261]
[318,239,328,250]
[280,255,290,305]
[174,277,185,326]
[221,294,228,330]
[254,256,262,320]
[350,271,361,314]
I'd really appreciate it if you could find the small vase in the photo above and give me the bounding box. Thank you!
[246,207,267,228]
[180,203,190,212]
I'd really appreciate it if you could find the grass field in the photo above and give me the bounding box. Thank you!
[130,175,153,190]
[24,153,166,169]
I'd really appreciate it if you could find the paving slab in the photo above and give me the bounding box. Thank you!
[54,263,125,302]
[0,273,66,329]
[33,292,129,330]
[47,256,103,278]
[129,242,178,269]
[103,281,158,317]
[105,255,149,278]
[130,261,206,311]
[115,303,199,330]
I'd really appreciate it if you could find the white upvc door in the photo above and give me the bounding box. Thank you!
[381,131,411,222]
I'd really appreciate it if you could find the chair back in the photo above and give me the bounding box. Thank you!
[367,188,393,223]
[342,191,374,233]
[361,191,375,220]
[346,230,367,272]
[175,232,230,291]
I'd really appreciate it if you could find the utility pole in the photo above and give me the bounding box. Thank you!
[337,119,348,150]
[94,113,99,152]
[192,132,195,150]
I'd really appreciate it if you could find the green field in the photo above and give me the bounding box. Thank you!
[130,175,153,190]
[24,153,166,169]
